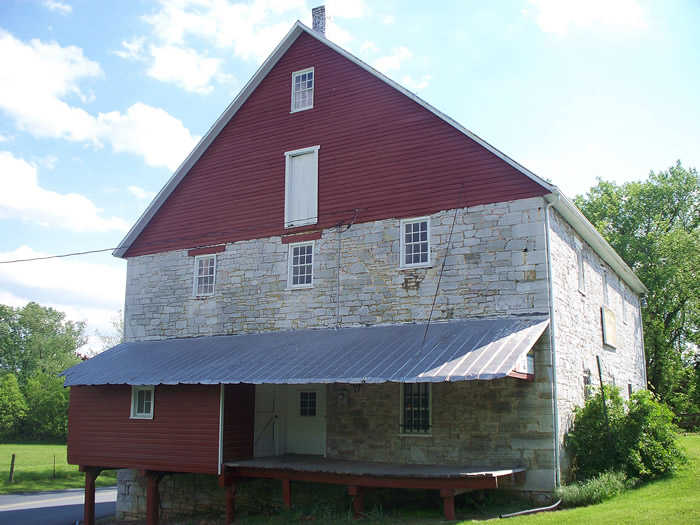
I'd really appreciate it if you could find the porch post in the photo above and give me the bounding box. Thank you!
[282,478,292,508]
[348,486,365,518]
[144,471,166,525]
[225,482,236,524]
[440,488,456,521]
[83,467,102,525]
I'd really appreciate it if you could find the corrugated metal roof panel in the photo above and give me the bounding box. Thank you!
[61,318,549,386]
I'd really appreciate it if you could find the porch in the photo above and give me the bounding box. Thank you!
[221,454,526,522]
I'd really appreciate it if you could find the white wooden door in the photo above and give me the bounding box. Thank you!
[285,385,325,455]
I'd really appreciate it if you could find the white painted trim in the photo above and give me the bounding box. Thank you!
[218,384,224,476]
[400,216,431,269]
[287,240,315,289]
[130,385,154,419]
[193,254,216,297]
[290,67,314,113]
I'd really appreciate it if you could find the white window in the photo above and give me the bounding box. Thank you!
[400,217,430,268]
[288,241,314,288]
[291,68,314,112]
[194,254,216,296]
[575,238,585,293]
[603,270,609,306]
[131,386,154,419]
[400,383,431,434]
[284,146,319,228]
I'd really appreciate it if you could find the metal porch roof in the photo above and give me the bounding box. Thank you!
[61,317,549,387]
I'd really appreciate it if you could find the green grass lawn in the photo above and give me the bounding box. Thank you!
[457,434,700,525]
[0,443,117,494]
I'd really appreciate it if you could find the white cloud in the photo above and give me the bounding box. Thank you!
[35,154,59,170]
[0,151,130,233]
[0,30,101,142]
[525,0,647,35]
[0,246,126,353]
[401,74,432,91]
[0,31,199,170]
[0,132,12,142]
[42,0,72,15]
[373,46,413,73]
[148,45,221,94]
[143,0,306,63]
[98,103,200,171]
[114,37,147,60]
[128,185,157,200]
[360,41,378,53]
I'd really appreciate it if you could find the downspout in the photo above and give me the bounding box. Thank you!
[544,196,561,488]
[639,296,648,388]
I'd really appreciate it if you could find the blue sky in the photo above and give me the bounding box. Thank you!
[1,0,698,351]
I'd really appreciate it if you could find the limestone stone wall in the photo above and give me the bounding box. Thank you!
[548,208,646,476]
[124,197,550,341]
[326,337,556,492]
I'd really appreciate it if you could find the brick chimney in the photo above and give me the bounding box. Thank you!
[312,5,326,36]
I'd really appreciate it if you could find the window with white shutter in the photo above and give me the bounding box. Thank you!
[284,146,320,228]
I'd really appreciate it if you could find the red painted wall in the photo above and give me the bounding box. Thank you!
[125,32,547,257]
[222,384,255,462]
[67,385,220,473]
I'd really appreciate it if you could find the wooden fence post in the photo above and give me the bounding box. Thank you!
[9,454,15,483]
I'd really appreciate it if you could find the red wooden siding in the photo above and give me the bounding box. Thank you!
[222,384,255,462]
[67,385,220,474]
[125,32,547,257]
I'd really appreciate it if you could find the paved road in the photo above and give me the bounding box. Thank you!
[0,486,116,525]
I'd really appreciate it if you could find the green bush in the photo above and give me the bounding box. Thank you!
[554,471,633,508]
[0,373,27,439]
[565,386,686,482]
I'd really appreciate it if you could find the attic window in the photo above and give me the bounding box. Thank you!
[291,68,314,112]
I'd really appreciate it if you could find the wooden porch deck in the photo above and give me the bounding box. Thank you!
[221,455,526,523]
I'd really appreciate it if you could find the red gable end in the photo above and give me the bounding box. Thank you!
[124,31,548,258]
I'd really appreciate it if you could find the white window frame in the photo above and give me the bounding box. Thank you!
[575,238,585,294]
[603,270,609,306]
[287,241,314,289]
[291,68,314,112]
[130,385,154,419]
[284,146,320,228]
[193,254,216,296]
[400,217,431,268]
[399,383,432,435]
[620,277,628,324]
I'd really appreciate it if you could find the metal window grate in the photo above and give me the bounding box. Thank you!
[401,383,430,433]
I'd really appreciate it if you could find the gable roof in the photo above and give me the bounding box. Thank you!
[113,21,646,295]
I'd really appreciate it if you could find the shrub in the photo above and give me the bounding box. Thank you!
[554,471,632,508]
[565,386,685,482]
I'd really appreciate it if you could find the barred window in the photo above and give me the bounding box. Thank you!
[288,242,314,288]
[292,68,314,112]
[400,218,430,267]
[194,255,216,296]
[400,383,431,434]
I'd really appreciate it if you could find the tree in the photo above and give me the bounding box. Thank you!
[575,161,700,412]
[0,302,86,383]
[93,309,124,353]
[0,373,27,440]
[22,372,71,441]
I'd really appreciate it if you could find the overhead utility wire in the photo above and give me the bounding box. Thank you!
[0,207,371,264]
